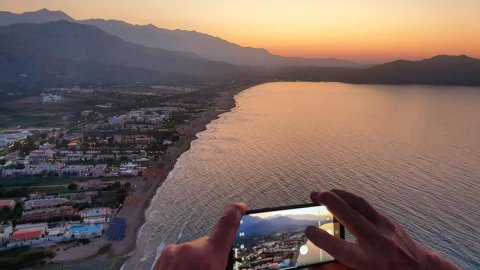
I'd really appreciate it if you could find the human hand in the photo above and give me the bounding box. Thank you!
[309,262,354,270]
[305,189,459,270]
[154,203,247,270]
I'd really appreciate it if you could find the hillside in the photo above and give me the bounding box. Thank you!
[0,21,246,88]
[273,55,480,86]
[0,8,73,25]
[344,55,480,85]
[0,9,360,68]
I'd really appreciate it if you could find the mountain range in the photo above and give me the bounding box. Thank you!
[0,9,359,68]
[275,55,480,85]
[0,20,247,88]
[240,215,319,237]
[0,9,480,88]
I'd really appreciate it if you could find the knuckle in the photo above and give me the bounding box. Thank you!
[218,213,239,227]
[177,243,194,253]
[321,191,337,202]
[162,245,176,257]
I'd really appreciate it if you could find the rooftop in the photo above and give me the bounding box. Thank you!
[11,229,44,241]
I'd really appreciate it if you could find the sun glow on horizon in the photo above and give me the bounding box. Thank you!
[2,0,480,63]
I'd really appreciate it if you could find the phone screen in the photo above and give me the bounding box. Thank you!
[231,204,343,270]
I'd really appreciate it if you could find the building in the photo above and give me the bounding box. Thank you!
[84,217,110,224]
[24,198,69,210]
[47,226,67,241]
[7,223,48,248]
[42,94,63,103]
[29,192,47,200]
[0,224,13,243]
[118,163,138,176]
[78,207,112,218]
[21,206,75,222]
[67,142,79,150]
[26,149,55,164]
[0,199,16,209]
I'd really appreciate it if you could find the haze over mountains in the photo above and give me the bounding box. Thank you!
[0,9,359,68]
[278,55,480,86]
[0,20,247,88]
[0,8,480,88]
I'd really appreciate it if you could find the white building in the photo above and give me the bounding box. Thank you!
[42,94,63,103]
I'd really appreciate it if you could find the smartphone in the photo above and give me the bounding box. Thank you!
[228,203,344,270]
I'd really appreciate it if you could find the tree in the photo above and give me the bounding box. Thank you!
[15,163,25,170]
[123,182,131,189]
[67,183,78,191]
[116,193,126,203]
[112,181,122,188]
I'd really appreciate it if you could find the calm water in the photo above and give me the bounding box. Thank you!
[125,82,480,270]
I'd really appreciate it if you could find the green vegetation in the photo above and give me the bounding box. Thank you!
[28,185,70,195]
[0,175,75,188]
[0,176,77,197]
[0,187,29,198]
[0,203,23,223]
[0,248,55,269]
[164,112,191,129]
[145,130,180,154]
[7,136,36,157]
[95,191,118,205]
[94,182,128,206]
[67,183,78,191]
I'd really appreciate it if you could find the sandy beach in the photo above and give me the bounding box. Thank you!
[45,82,259,267]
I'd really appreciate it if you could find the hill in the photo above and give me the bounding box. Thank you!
[0,9,360,68]
[274,55,480,86]
[0,8,73,25]
[343,55,480,86]
[0,21,247,88]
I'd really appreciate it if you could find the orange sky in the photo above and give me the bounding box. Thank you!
[2,0,480,63]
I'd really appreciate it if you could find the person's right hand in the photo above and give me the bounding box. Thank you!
[306,189,460,270]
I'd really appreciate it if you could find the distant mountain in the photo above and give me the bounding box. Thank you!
[0,21,246,88]
[240,215,318,236]
[274,55,480,86]
[0,9,360,68]
[343,55,480,86]
[0,8,73,25]
[82,19,360,68]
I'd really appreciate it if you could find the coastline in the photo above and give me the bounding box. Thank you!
[46,82,259,268]
[110,84,253,257]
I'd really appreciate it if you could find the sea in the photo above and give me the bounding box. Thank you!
[123,82,480,270]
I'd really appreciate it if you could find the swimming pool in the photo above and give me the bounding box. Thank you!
[69,224,104,235]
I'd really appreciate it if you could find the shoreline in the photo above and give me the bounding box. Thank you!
[47,82,260,267]
[111,84,253,257]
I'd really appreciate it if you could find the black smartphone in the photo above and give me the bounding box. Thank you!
[228,203,344,270]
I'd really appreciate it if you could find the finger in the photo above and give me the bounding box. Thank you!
[311,191,377,240]
[306,226,362,269]
[309,262,355,270]
[331,189,386,225]
[155,244,177,270]
[209,203,247,254]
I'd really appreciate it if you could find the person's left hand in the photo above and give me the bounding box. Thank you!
[154,203,247,270]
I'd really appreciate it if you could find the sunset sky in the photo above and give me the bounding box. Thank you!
[3,0,480,62]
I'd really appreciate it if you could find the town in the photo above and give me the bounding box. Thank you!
[0,80,251,267]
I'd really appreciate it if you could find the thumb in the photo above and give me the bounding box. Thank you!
[209,203,247,256]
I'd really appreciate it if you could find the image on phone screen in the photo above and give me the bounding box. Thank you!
[231,204,343,270]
